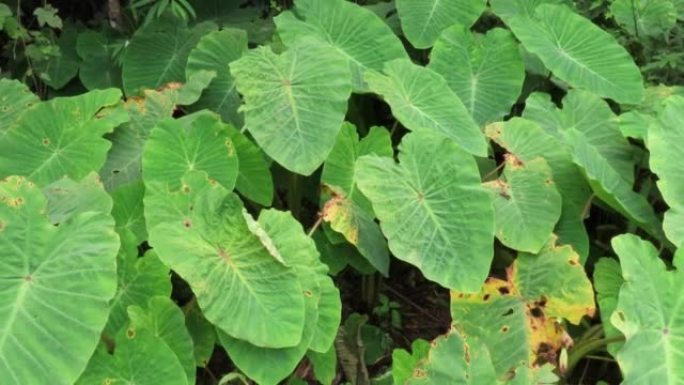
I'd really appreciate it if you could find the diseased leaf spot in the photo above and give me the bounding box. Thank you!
[412,368,427,378]
[24,275,32,283]
[464,344,471,363]
[303,290,313,297]
[663,327,670,335]
[112,169,120,175]
[183,219,192,228]
[103,379,113,385]
[182,185,191,193]
[126,328,136,339]
[0,220,4,231]
[42,138,50,146]
[501,325,509,333]
[530,307,543,318]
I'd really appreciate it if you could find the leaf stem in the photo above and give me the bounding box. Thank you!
[566,335,624,374]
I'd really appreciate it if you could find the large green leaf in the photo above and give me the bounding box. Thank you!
[484,156,561,253]
[128,296,196,384]
[406,330,497,385]
[0,176,119,385]
[429,26,524,126]
[0,89,128,186]
[275,0,407,91]
[186,28,247,127]
[395,0,486,48]
[100,90,175,191]
[230,41,352,175]
[648,96,684,247]
[451,237,593,383]
[218,209,337,385]
[143,111,239,190]
[122,15,216,96]
[610,0,677,37]
[486,118,591,259]
[365,59,487,156]
[76,328,188,385]
[76,30,123,90]
[611,234,684,384]
[504,4,644,104]
[355,131,494,291]
[0,79,39,137]
[144,172,306,348]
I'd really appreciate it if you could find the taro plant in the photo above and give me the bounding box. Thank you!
[1,0,684,384]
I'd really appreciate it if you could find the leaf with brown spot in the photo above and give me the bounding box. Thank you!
[450,236,593,382]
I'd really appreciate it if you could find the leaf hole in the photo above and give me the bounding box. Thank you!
[530,307,543,318]
[502,308,514,317]
[498,286,510,295]
[483,293,490,301]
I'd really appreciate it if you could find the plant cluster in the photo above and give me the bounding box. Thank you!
[1,0,683,384]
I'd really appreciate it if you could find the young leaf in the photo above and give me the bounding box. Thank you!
[230,41,352,175]
[275,0,407,91]
[0,89,128,186]
[593,258,625,356]
[105,249,171,337]
[0,176,118,385]
[504,4,644,104]
[123,16,217,96]
[34,4,62,29]
[186,28,247,127]
[611,234,684,384]
[395,0,486,48]
[365,59,488,156]
[144,172,306,348]
[391,339,430,385]
[429,26,524,127]
[100,90,175,191]
[484,156,562,253]
[128,296,196,384]
[76,30,124,90]
[223,126,274,206]
[143,111,238,191]
[356,131,494,291]
[76,329,187,385]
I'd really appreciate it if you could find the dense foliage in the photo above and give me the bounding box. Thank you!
[1,0,683,384]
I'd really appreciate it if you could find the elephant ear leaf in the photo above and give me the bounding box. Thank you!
[648,96,684,248]
[230,41,352,176]
[395,0,486,49]
[611,234,684,384]
[355,131,494,291]
[504,4,644,104]
[0,175,119,385]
